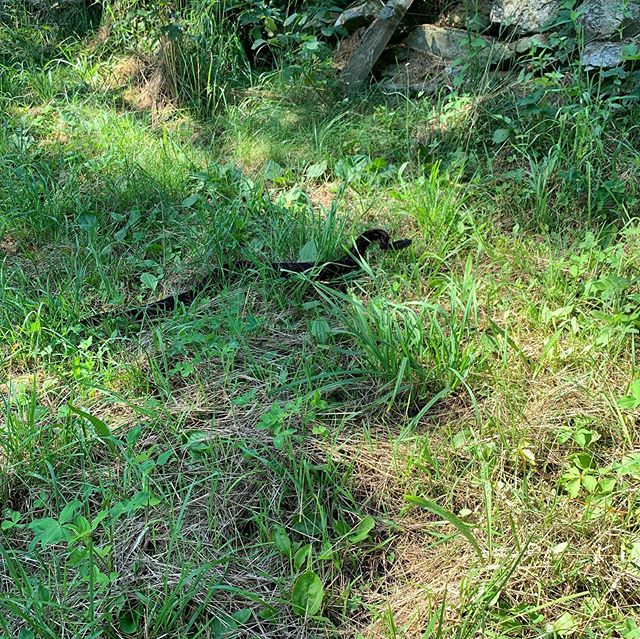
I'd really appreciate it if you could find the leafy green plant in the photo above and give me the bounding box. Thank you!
[256,399,302,449]
[618,380,640,410]
[559,453,617,500]
[290,570,324,617]
[557,419,601,448]
[3,5,640,637]
[256,391,329,448]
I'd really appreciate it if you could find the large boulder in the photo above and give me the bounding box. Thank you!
[335,1,383,33]
[580,38,640,67]
[578,0,640,41]
[490,0,563,34]
[404,24,513,64]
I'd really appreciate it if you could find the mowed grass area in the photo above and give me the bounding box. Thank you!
[1,11,640,639]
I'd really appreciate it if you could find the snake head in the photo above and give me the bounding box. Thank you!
[350,229,412,258]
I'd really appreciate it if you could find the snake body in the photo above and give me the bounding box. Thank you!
[84,229,411,324]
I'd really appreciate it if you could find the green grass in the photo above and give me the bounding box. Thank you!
[2,5,640,639]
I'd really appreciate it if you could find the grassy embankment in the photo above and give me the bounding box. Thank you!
[1,6,640,638]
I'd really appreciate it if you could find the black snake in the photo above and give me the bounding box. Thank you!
[83,229,411,325]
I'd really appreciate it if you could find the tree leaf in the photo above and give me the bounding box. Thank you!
[551,611,577,635]
[615,453,640,478]
[572,452,594,470]
[232,608,252,624]
[617,395,640,409]
[294,543,312,571]
[232,390,257,406]
[618,379,640,409]
[272,524,292,556]
[119,609,140,635]
[309,318,331,343]
[564,477,582,498]
[181,193,199,207]
[28,517,70,549]
[291,570,324,617]
[263,160,283,180]
[68,404,118,455]
[110,491,161,519]
[59,500,82,525]
[305,161,327,179]
[140,272,159,292]
[598,477,616,494]
[582,473,598,494]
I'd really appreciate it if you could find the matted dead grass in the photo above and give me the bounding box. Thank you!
[300,324,639,634]
[106,48,177,121]
[0,233,18,256]
[367,535,473,636]
[381,48,450,93]
[3,182,639,638]
[333,28,366,71]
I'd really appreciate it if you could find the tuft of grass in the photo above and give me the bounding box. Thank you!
[313,258,481,416]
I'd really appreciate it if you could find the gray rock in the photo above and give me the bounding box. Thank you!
[404,24,513,64]
[439,0,493,31]
[335,1,383,32]
[578,0,640,41]
[490,0,563,33]
[580,38,640,67]
[508,33,550,54]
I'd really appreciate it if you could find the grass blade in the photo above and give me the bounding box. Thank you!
[405,495,484,561]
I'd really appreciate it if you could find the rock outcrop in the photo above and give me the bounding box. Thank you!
[581,37,640,67]
[508,33,550,54]
[438,0,492,32]
[333,0,639,91]
[578,0,640,40]
[404,24,513,64]
[335,1,383,33]
[489,0,563,34]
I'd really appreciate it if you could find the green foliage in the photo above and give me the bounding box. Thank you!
[2,5,640,638]
[405,495,484,561]
[316,257,481,408]
[100,0,343,116]
[238,0,340,65]
[556,419,640,520]
[162,6,251,115]
[290,570,324,617]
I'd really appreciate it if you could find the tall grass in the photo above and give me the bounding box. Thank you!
[313,257,481,413]
[2,3,640,638]
[163,0,251,116]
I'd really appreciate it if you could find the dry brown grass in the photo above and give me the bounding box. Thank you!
[381,49,449,93]
[107,47,177,120]
[333,29,367,72]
